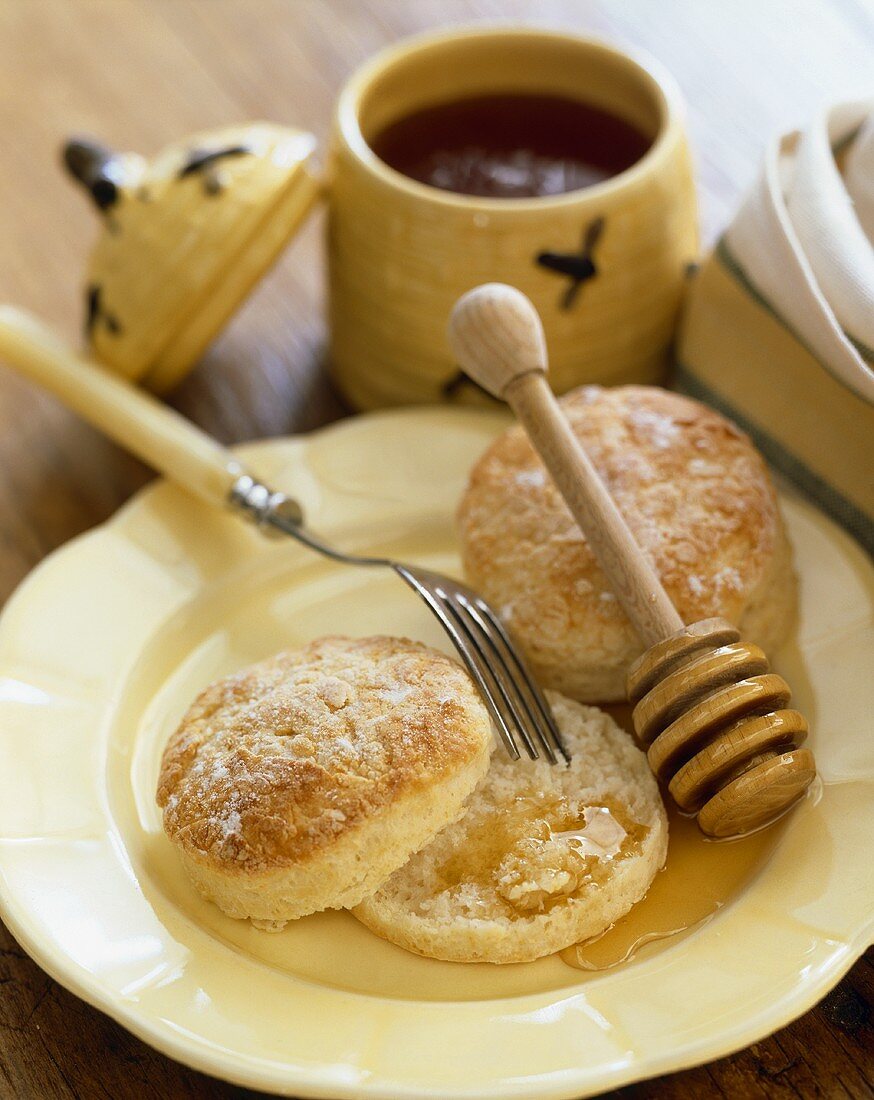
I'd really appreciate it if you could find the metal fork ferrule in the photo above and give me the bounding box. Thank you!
[228,474,304,536]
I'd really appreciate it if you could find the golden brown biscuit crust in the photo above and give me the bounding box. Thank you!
[157,635,491,876]
[457,385,794,701]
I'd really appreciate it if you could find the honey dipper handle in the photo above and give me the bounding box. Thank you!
[449,284,683,648]
[508,373,683,647]
[0,305,245,507]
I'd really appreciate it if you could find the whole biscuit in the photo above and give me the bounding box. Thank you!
[457,385,796,701]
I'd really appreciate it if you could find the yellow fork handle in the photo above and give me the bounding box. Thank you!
[0,305,247,508]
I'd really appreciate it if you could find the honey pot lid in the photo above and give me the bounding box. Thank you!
[64,122,321,392]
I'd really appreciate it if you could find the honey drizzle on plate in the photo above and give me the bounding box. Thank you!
[560,703,787,971]
[431,698,786,971]
[560,801,785,970]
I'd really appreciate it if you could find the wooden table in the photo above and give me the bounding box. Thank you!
[0,1,871,1096]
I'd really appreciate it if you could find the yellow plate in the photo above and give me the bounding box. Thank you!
[0,408,871,1099]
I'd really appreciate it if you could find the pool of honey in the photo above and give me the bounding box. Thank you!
[430,766,785,972]
[395,698,787,971]
[561,801,785,970]
[370,93,651,198]
[561,705,787,971]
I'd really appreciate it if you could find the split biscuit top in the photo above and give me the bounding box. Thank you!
[457,385,796,702]
[156,635,493,927]
[354,692,668,964]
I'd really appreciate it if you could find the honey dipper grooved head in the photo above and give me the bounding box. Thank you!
[696,749,816,838]
[627,618,815,838]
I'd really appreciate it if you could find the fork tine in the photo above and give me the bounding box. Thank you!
[431,603,523,760]
[441,596,540,761]
[468,595,570,764]
[394,567,520,759]
[393,564,571,765]
[447,595,546,761]
[454,594,557,764]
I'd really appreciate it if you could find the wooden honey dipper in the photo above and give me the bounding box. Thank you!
[448,283,816,838]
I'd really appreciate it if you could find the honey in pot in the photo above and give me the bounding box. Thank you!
[369,93,651,199]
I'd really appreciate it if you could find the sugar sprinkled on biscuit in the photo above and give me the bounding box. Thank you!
[157,635,493,927]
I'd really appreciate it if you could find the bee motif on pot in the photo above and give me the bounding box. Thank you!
[536,216,605,309]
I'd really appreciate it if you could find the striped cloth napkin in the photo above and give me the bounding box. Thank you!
[676,101,874,557]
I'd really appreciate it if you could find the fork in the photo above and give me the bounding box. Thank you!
[0,305,567,764]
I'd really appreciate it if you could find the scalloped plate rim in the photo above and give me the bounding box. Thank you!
[0,406,870,1100]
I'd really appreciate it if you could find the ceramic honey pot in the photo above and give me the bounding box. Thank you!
[330,26,697,408]
[449,284,816,838]
[64,26,698,404]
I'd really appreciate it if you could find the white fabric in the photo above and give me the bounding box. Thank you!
[725,101,874,404]
[845,114,874,245]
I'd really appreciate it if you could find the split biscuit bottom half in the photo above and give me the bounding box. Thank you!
[355,692,667,964]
